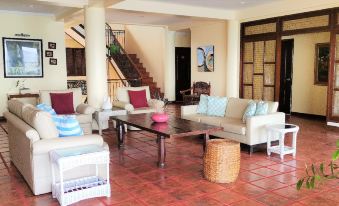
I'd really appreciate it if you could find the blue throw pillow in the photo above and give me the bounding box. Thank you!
[52,115,83,137]
[197,94,208,114]
[207,96,228,117]
[36,103,57,116]
[242,101,257,123]
[255,101,268,115]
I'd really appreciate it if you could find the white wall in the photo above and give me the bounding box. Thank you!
[190,22,227,96]
[124,25,166,92]
[283,32,329,116]
[175,31,191,47]
[0,12,67,115]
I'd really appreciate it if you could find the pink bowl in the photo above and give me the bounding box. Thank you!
[151,113,169,123]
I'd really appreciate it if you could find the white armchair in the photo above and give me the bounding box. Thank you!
[39,88,95,134]
[113,86,164,114]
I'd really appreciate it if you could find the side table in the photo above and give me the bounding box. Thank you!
[50,145,110,206]
[266,124,299,160]
[94,107,127,135]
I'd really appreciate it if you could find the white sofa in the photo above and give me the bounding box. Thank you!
[39,88,95,135]
[181,97,285,153]
[4,99,107,195]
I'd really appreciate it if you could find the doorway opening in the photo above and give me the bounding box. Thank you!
[279,39,294,114]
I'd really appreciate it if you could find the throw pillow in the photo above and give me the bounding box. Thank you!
[197,94,208,114]
[36,103,57,116]
[128,90,148,108]
[52,115,83,137]
[50,92,75,114]
[207,96,228,117]
[255,101,269,115]
[242,101,257,123]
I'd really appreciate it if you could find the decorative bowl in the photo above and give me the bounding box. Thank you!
[151,113,169,123]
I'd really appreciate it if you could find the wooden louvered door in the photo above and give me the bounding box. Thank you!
[242,39,276,101]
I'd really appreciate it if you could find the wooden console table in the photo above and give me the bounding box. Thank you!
[7,93,40,105]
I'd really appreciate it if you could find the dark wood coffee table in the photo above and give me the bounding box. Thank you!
[111,113,223,168]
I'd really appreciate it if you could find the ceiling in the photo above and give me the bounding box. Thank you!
[0,0,70,15]
[138,0,279,10]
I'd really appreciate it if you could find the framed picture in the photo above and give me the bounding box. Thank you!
[2,37,43,78]
[314,43,330,85]
[45,50,53,57]
[50,58,57,65]
[48,42,56,49]
[197,45,214,72]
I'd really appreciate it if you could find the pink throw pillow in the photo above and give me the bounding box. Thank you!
[128,90,148,108]
[50,92,75,114]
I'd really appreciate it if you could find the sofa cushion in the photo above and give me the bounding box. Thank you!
[200,116,223,126]
[182,114,204,122]
[255,101,268,115]
[53,115,83,137]
[207,96,228,117]
[76,104,95,115]
[117,86,151,102]
[225,98,251,119]
[242,101,256,123]
[50,92,75,114]
[220,118,246,135]
[40,88,82,110]
[21,105,59,139]
[197,94,208,114]
[128,90,148,108]
[36,103,57,115]
[7,99,27,118]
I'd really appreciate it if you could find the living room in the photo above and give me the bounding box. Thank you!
[0,0,339,206]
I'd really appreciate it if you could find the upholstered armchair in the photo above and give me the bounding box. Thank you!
[39,88,95,134]
[113,86,164,114]
[180,81,211,105]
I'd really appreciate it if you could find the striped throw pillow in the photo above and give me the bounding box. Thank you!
[36,103,57,115]
[52,115,83,137]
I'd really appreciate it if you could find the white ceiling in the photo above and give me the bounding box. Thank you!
[0,0,68,15]
[137,0,279,10]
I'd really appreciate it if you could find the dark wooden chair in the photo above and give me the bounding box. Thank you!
[180,81,211,105]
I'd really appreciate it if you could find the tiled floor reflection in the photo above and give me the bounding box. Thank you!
[0,104,338,206]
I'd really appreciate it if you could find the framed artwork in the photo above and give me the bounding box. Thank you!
[2,37,43,78]
[314,43,330,85]
[45,50,53,57]
[48,42,56,49]
[197,45,214,72]
[50,58,57,65]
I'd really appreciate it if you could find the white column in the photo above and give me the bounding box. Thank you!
[85,6,107,108]
[164,28,176,101]
[225,20,241,98]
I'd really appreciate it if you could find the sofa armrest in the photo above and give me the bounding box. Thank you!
[181,105,198,118]
[246,112,286,145]
[112,101,134,112]
[32,134,104,155]
[148,99,164,111]
[76,104,95,115]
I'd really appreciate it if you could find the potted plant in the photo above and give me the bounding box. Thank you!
[296,139,338,190]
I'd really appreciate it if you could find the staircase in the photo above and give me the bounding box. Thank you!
[67,23,163,98]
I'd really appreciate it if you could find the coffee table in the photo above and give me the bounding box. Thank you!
[111,113,223,168]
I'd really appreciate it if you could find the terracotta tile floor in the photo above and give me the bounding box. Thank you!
[0,104,338,206]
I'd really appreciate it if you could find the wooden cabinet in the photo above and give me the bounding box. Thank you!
[66,48,86,76]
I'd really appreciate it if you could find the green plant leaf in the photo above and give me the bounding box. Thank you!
[336,140,339,148]
[320,163,324,175]
[311,164,316,175]
[306,177,310,189]
[315,175,321,181]
[332,150,339,161]
[296,179,304,190]
[310,176,315,189]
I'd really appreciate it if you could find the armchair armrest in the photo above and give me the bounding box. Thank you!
[112,101,134,112]
[32,134,104,155]
[76,104,95,115]
[246,112,285,145]
[181,105,198,117]
[148,99,164,110]
[180,88,193,94]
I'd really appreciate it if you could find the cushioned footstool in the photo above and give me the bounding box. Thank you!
[203,139,240,183]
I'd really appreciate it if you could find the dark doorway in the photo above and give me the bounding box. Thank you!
[175,47,191,101]
[279,39,294,114]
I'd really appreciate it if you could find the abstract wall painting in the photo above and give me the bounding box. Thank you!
[197,45,214,72]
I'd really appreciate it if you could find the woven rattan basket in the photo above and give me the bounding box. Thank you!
[203,139,240,183]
